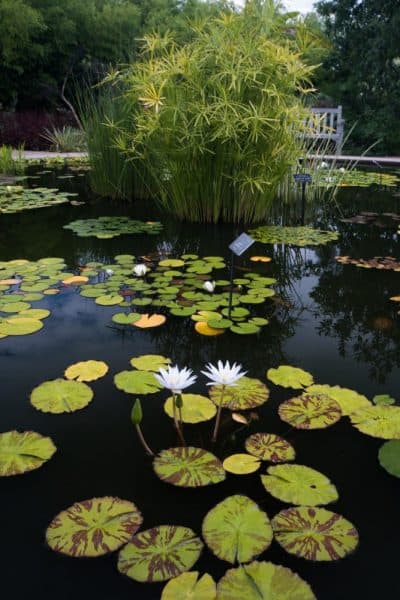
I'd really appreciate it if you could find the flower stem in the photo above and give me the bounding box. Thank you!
[173,393,186,447]
[135,424,154,456]
[212,384,226,443]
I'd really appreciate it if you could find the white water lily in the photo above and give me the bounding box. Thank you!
[133,264,148,277]
[202,360,247,387]
[154,365,197,394]
[105,268,114,276]
[203,280,216,293]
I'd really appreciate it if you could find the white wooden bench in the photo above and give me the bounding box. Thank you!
[306,106,345,154]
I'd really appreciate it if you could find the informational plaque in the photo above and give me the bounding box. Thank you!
[229,233,255,257]
[293,173,312,184]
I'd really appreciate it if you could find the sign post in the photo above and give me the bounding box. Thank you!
[293,173,312,225]
[227,233,255,318]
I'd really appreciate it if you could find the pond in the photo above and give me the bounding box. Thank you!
[1,164,400,599]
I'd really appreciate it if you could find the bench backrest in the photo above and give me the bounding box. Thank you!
[305,106,344,154]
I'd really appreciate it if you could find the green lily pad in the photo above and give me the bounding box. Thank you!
[230,323,261,335]
[0,316,44,336]
[161,572,216,600]
[272,506,359,561]
[378,440,400,477]
[118,525,203,582]
[350,405,400,439]
[130,354,171,371]
[222,454,261,475]
[46,497,143,557]
[111,312,141,325]
[0,430,56,476]
[373,394,396,406]
[114,370,162,395]
[64,217,162,238]
[95,294,124,306]
[278,394,342,429]
[207,318,232,329]
[0,301,31,313]
[153,447,226,487]
[217,560,316,599]
[261,464,339,506]
[202,495,273,564]
[30,378,94,414]
[159,259,185,268]
[64,360,109,382]
[245,433,295,463]
[249,225,339,246]
[209,377,269,410]
[267,365,314,389]
[306,384,371,415]
[164,394,216,423]
[17,308,50,320]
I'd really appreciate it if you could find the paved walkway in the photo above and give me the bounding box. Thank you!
[12,151,87,160]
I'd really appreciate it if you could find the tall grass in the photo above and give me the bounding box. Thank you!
[41,126,87,152]
[104,2,321,223]
[0,145,25,175]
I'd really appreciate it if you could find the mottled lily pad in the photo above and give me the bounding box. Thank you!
[46,497,143,557]
[261,464,338,506]
[114,370,162,395]
[350,405,400,439]
[217,560,316,599]
[130,354,171,371]
[164,394,216,423]
[63,217,163,238]
[153,447,225,487]
[202,495,273,564]
[209,377,269,411]
[306,384,371,415]
[278,394,342,429]
[267,365,314,389]
[0,430,56,476]
[64,360,109,382]
[378,440,400,477]
[118,525,203,582]
[161,571,216,600]
[222,454,261,475]
[30,379,94,414]
[272,506,358,561]
[245,433,295,463]
[249,225,339,246]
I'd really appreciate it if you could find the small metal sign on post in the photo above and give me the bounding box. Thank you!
[293,173,312,225]
[227,233,255,318]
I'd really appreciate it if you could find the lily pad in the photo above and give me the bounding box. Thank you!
[118,525,203,582]
[306,384,371,415]
[278,394,342,429]
[161,571,216,600]
[130,354,171,371]
[223,454,261,474]
[64,360,109,382]
[261,464,338,505]
[378,440,400,477]
[30,379,94,414]
[62,275,88,285]
[0,316,44,336]
[350,405,400,439]
[153,447,226,487]
[271,506,359,561]
[209,377,269,411]
[202,495,273,564]
[0,430,56,476]
[95,294,124,306]
[249,225,339,246]
[164,394,216,423]
[217,560,316,599]
[133,313,166,328]
[245,433,295,463]
[267,365,314,389]
[195,321,225,336]
[114,370,162,395]
[111,312,141,325]
[46,497,143,557]
[63,216,163,238]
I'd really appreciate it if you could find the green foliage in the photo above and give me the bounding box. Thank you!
[108,2,319,223]
[316,0,400,154]
[41,126,86,152]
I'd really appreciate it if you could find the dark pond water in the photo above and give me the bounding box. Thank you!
[1,167,400,599]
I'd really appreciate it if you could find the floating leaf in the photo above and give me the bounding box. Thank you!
[130,354,171,371]
[272,506,359,561]
[118,525,203,582]
[46,497,143,557]
[202,495,273,564]
[250,256,272,263]
[0,301,31,313]
[195,321,224,336]
[0,316,44,336]
[209,377,269,410]
[336,255,400,271]
[17,308,50,320]
[373,394,396,406]
[63,217,163,238]
[159,259,185,268]
[164,394,216,423]
[378,440,400,477]
[62,275,88,285]
[114,370,162,394]
[133,313,166,328]
[153,447,225,487]
[30,379,94,414]
[95,294,124,306]
[111,312,141,325]
[278,393,342,429]
[245,433,295,463]
[267,365,314,389]
[261,464,338,506]
[350,405,400,439]
[223,454,261,474]
[306,384,371,415]
[0,430,56,476]
[249,225,339,246]
[64,360,109,382]
[161,571,216,600]
[217,560,316,599]
[230,323,261,335]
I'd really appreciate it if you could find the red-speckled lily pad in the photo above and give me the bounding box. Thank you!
[153,447,225,488]
[278,394,342,429]
[245,433,295,463]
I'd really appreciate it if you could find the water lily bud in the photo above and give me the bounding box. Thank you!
[133,264,148,277]
[131,398,143,425]
[175,394,183,408]
[105,268,114,276]
[203,280,216,293]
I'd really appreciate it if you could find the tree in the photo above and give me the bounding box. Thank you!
[316,0,400,154]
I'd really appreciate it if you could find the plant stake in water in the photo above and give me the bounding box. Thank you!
[293,173,312,225]
[202,361,247,443]
[131,399,154,456]
[228,233,255,318]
